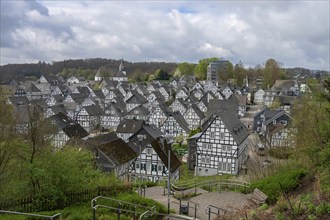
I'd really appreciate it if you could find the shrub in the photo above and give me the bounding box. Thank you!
[268,147,294,159]
[250,168,307,204]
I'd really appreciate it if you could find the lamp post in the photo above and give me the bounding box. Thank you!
[164,135,173,215]
[137,134,146,196]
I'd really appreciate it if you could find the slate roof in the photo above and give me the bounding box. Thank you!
[206,99,237,118]
[88,132,137,166]
[93,90,106,99]
[202,109,249,146]
[191,104,205,119]
[77,86,91,97]
[129,124,181,174]
[152,90,165,102]
[50,105,67,115]
[126,91,148,104]
[116,118,145,134]
[125,105,150,117]
[167,111,190,134]
[84,104,103,116]
[52,113,89,138]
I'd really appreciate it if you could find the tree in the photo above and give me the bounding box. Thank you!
[234,61,246,87]
[292,80,330,195]
[154,69,170,80]
[194,57,219,80]
[263,58,283,89]
[176,62,196,76]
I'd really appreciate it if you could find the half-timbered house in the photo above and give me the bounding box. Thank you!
[184,104,205,130]
[160,112,190,138]
[88,132,137,180]
[50,112,89,149]
[116,118,145,142]
[193,108,249,176]
[128,125,181,182]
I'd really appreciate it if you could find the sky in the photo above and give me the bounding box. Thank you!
[0,0,329,70]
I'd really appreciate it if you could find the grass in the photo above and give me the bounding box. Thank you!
[0,193,167,220]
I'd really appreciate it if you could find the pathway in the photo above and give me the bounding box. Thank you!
[144,186,255,220]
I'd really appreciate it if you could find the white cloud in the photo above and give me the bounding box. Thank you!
[0,0,329,70]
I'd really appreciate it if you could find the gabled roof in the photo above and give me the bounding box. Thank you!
[84,104,103,116]
[125,105,150,117]
[201,109,249,145]
[52,94,64,103]
[126,91,148,104]
[272,80,295,91]
[151,90,165,102]
[206,99,237,118]
[232,94,247,106]
[50,105,66,115]
[167,111,190,133]
[116,118,145,134]
[77,86,91,97]
[112,88,125,99]
[50,112,74,128]
[93,90,106,99]
[264,110,292,125]
[129,125,181,173]
[88,132,137,166]
[51,113,89,138]
[104,102,126,116]
[190,104,205,119]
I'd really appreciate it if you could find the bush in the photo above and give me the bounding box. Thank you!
[250,168,307,204]
[268,147,294,159]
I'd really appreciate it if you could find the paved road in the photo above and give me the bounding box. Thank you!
[144,186,254,220]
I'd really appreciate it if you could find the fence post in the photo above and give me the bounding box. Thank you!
[133,205,136,220]
[193,179,195,195]
[117,202,121,220]
[179,199,182,214]
[208,207,211,220]
[194,204,197,218]
[92,199,96,220]
[209,180,211,192]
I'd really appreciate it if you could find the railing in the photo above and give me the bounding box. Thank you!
[170,178,250,194]
[0,210,62,220]
[205,204,227,220]
[91,196,156,220]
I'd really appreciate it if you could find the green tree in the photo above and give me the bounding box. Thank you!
[176,62,196,76]
[194,57,219,80]
[263,58,283,89]
[234,61,246,87]
[154,69,170,80]
[292,80,330,196]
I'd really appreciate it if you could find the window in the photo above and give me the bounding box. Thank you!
[202,143,207,149]
[146,148,152,155]
[222,145,226,152]
[151,164,157,172]
[210,132,215,138]
[136,163,140,169]
[158,165,162,172]
[220,132,225,140]
[201,156,210,164]
[207,144,212,150]
[227,146,232,152]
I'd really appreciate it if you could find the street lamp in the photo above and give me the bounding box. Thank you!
[137,134,146,196]
[163,135,173,215]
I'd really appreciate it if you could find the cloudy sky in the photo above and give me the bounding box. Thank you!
[1,0,329,70]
